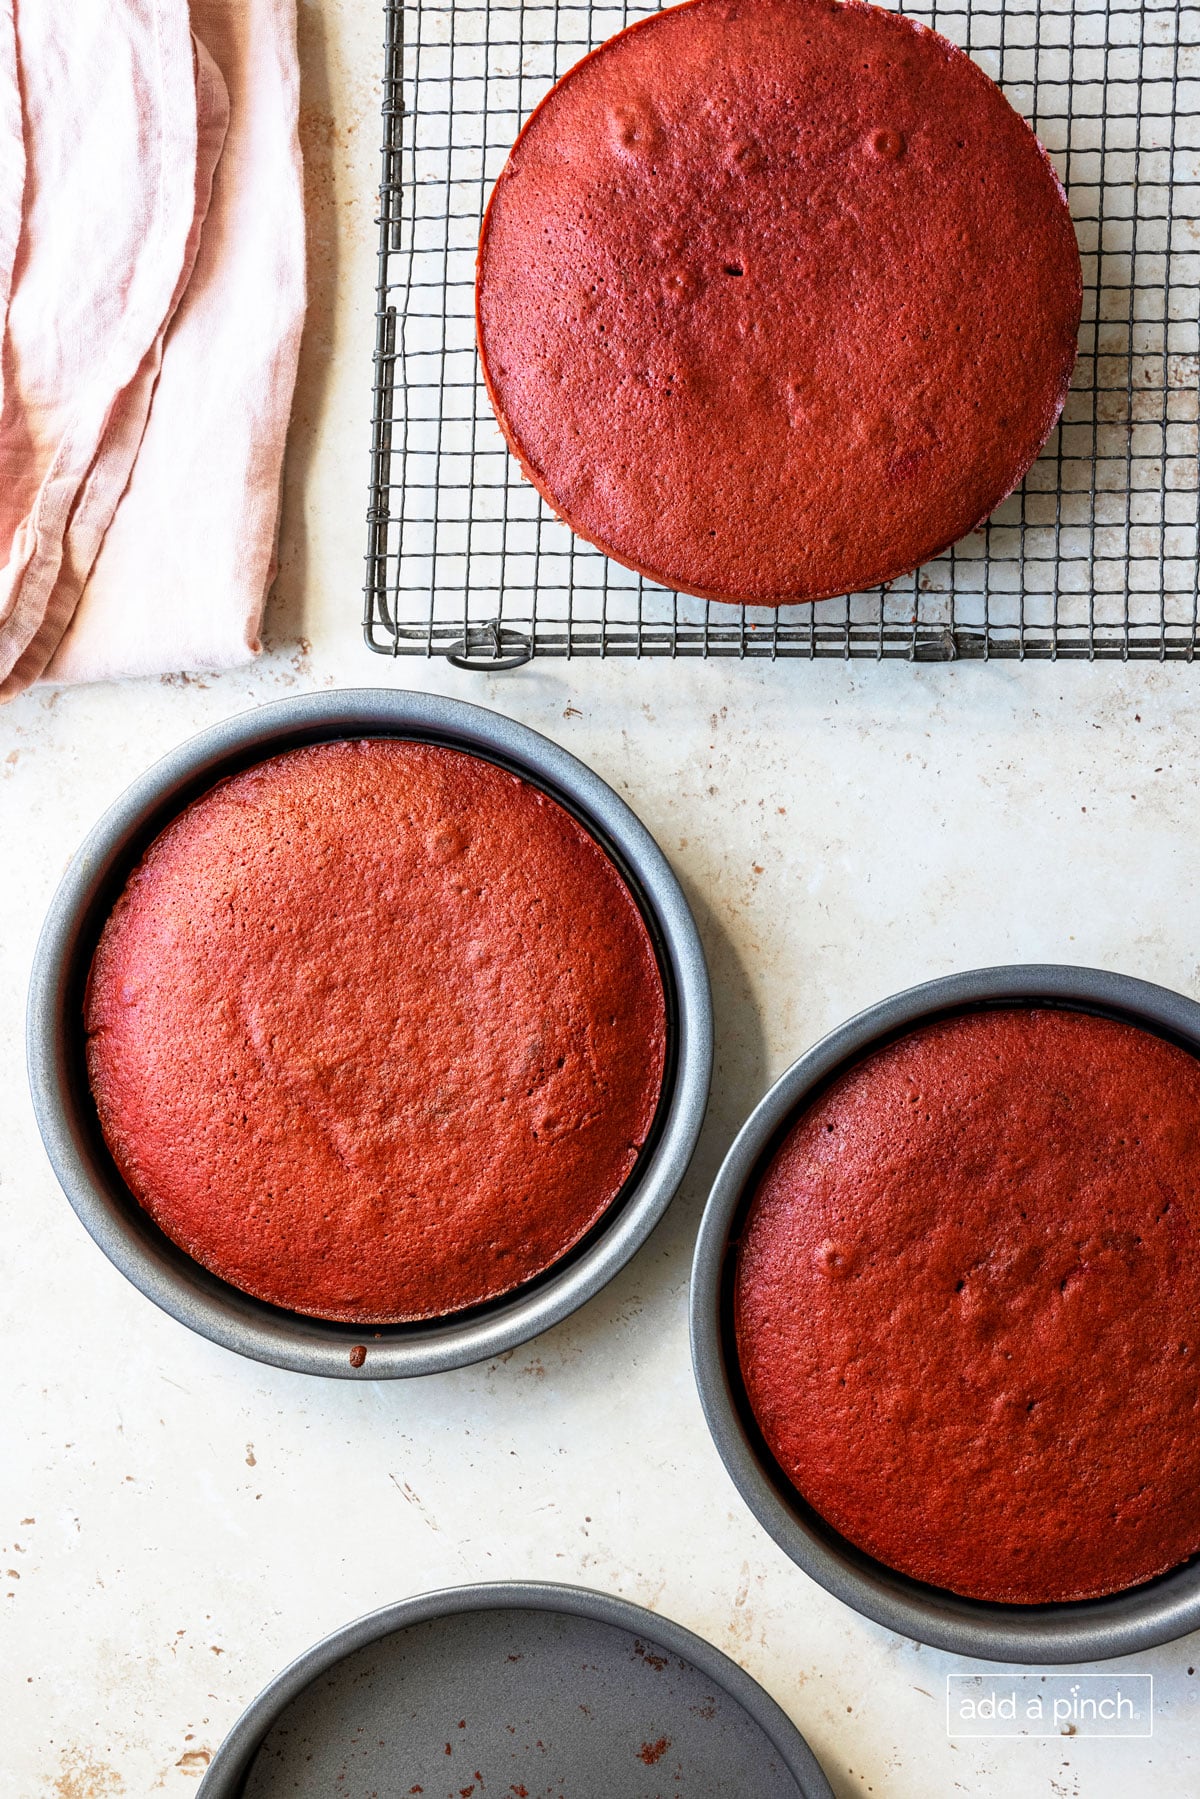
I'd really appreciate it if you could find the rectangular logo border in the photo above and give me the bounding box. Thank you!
[945,1671,1154,1740]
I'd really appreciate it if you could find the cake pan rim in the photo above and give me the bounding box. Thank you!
[196,1577,834,1798]
[27,686,712,1378]
[690,962,1200,1663]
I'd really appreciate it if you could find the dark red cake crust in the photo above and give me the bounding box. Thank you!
[477,0,1082,606]
[735,1007,1200,1603]
[85,740,667,1324]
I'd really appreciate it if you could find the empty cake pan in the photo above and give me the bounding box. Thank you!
[691,964,1200,1663]
[197,1580,834,1798]
[28,687,711,1378]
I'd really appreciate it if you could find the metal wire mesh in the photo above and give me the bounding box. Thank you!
[364,0,1200,663]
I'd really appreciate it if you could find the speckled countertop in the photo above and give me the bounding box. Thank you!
[2,3,1199,1795]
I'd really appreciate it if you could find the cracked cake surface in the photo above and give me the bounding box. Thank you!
[477,0,1082,605]
[86,739,667,1323]
[735,1006,1200,1602]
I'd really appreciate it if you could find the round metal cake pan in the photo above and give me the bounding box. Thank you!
[28,687,712,1379]
[691,964,1200,1664]
[197,1580,834,1798]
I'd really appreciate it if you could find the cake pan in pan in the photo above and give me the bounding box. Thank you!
[197,1580,834,1798]
[691,964,1200,1663]
[28,688,711,1378]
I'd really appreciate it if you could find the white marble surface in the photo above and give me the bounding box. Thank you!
[3,3,1200,1794]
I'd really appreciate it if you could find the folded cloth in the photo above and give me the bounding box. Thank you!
[46,0,305,689]
[0,0,215,697]
[0,0,304,700]
[0,5,23,422]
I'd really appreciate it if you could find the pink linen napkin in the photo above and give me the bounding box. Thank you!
[0,0,216,697]
[0,0,304,700]
[46,0,306,689]
[0,5,23,425]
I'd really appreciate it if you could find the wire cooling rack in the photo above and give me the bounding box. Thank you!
[364,0,1200,664]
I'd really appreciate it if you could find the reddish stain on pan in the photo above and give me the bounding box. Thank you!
[638,1735,672,1765]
